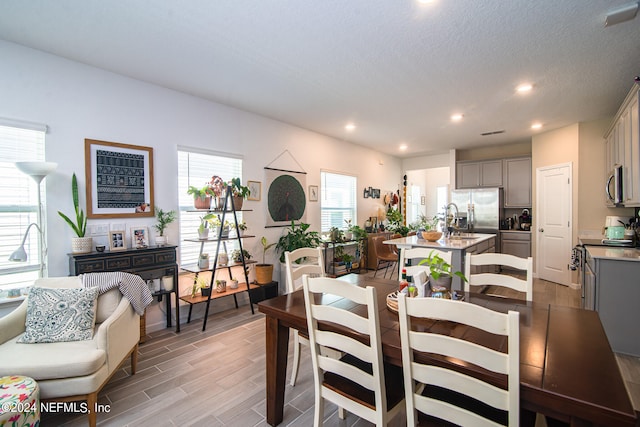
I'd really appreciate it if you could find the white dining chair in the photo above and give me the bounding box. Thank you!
[284,247,325,386]
[397,294,520,426]
[464,252,533,301]
[399,247,452,280]
[302,275,405,426]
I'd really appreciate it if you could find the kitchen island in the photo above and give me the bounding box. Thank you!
[384,233,496,290]
[585,245,640,356]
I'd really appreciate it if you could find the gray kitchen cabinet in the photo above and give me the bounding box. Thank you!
[583,257,595,311]
[456,159,503,188]
[501,231,531,259]
[585,249,640,356]
[503,157,532,208]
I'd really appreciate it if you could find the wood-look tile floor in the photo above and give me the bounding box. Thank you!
[40,274,639,426]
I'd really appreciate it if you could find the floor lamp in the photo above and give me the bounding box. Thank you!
[9,161,58,278]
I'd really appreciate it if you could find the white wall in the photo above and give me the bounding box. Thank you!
[1,40,402,328]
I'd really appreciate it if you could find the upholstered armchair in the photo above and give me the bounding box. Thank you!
[0,276,141,427]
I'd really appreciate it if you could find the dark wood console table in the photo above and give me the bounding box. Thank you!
[68,245,180,333]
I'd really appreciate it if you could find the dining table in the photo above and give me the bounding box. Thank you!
[257,274,637,427]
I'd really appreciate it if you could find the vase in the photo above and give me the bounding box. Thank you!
[72,236,93,254]
[198,257,209,269]
[155,235,168,246]
[194,196,211,210]
[216,280,227,293]
[217,252,228,266]
[232,196,244,210]
[198,228,209,240]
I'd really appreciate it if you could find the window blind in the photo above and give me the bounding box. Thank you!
[177,149,243,266]
[0,123,46,287]
[320,171,357,233]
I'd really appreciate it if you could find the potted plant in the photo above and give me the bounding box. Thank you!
[198,213,216,239]
[276,221,322,263]
[215,279,227,293]
[198,253,209,269]
[342,253,354,271]
[58,173,92,253]
[349,224,368,265]
[235,220,248,237]
[329,226,344,243]
[256,236,276,284]
[187,184,215,209]
[418,250,468,291]
[154,206,176,245]
[230,177,250,210]
[231,248,251,263]
[229,277,239,289]
[210,175,226,209]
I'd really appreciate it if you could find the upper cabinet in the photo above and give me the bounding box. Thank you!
[604,86,640,207]
[456,159,502,188]
[504,157,532,208]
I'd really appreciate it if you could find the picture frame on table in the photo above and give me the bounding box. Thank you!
[247,180,261,201]
[131,227,149,249]
[109,230,126,251]
[85,139,154,219]
[308,185,318,202]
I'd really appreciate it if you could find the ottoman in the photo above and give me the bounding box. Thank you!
[0,375,40,426]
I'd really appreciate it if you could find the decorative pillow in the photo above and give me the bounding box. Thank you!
[18,286,100,343]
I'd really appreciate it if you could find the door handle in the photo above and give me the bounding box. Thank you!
[539,228,544,232]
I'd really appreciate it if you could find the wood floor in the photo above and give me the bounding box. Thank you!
[41,274,640,426]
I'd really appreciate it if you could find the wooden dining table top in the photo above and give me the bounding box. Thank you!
[257,274,637,427]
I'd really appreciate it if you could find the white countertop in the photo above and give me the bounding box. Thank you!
[384,233,496,250]
[586,246,640,261]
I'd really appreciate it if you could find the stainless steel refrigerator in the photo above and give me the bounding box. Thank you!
[450,187,503,251]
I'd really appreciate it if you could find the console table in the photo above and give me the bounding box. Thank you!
[68,245,180,333]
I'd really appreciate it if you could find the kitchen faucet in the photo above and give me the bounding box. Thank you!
[445,202,459,237]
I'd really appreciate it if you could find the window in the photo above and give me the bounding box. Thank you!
[0,121,46,288]
[177,148,242,266]
[320,171,356,232]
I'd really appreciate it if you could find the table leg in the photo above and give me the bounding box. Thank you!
[265,315,290,426]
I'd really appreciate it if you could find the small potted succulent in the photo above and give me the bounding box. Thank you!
[231,248,251,263]
[198,213,216,239]
[229,277,239,289]
[198,253,210,269]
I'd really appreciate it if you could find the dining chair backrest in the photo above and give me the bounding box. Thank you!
[284,247,325,294]
[464,253,533,301]
[399,248,451,281]
[397,294,520,426]
[302,275,404,425]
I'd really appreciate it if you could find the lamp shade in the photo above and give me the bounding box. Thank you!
[15,161,57,183]
[9,245,27,262]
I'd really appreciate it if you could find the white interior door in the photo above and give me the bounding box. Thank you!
[536,163,572,285]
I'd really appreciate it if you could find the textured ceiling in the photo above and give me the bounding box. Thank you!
[1,1,639,157]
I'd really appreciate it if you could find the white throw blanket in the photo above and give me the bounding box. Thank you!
[81,272,153,316]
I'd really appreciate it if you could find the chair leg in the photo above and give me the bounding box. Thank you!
[373,260,381,277]
[289,333,301,386]
[314,393,324,426]
[130,343,138,375]
[338,407,346,420]
[87,392,97,427]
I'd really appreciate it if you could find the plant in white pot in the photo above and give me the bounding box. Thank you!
[57,173,92,253]
[154,206,176,246]
[418,250,467,293]
[198,213,215,239]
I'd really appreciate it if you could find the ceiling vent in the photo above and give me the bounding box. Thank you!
[480,130,505,136]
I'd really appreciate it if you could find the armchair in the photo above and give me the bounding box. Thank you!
[0,276,140,427]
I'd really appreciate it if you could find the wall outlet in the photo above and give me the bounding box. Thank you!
[90,224,109,235]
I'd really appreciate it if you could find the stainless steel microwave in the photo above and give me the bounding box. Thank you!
[606,164,624,205]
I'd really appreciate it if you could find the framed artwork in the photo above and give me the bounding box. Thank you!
[309,185,318,202]
[363,187,371,198]
[265,167,306,227]
[371,188,381,199]
[421,196,426,205]
[247,180,261,201]
[131,226,149,249]
[85,139,154,219]
[109,230,126,251]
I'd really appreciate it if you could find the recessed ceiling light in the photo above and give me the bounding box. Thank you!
[516,83,533,93]
[450,114,463,122]
[345,123,356,131]
[399,144,408,151]
[531,123,543,130]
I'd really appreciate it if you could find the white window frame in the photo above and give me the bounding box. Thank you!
[177,147,243,267]
[0,120,47,291]
[320,170,357,233]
